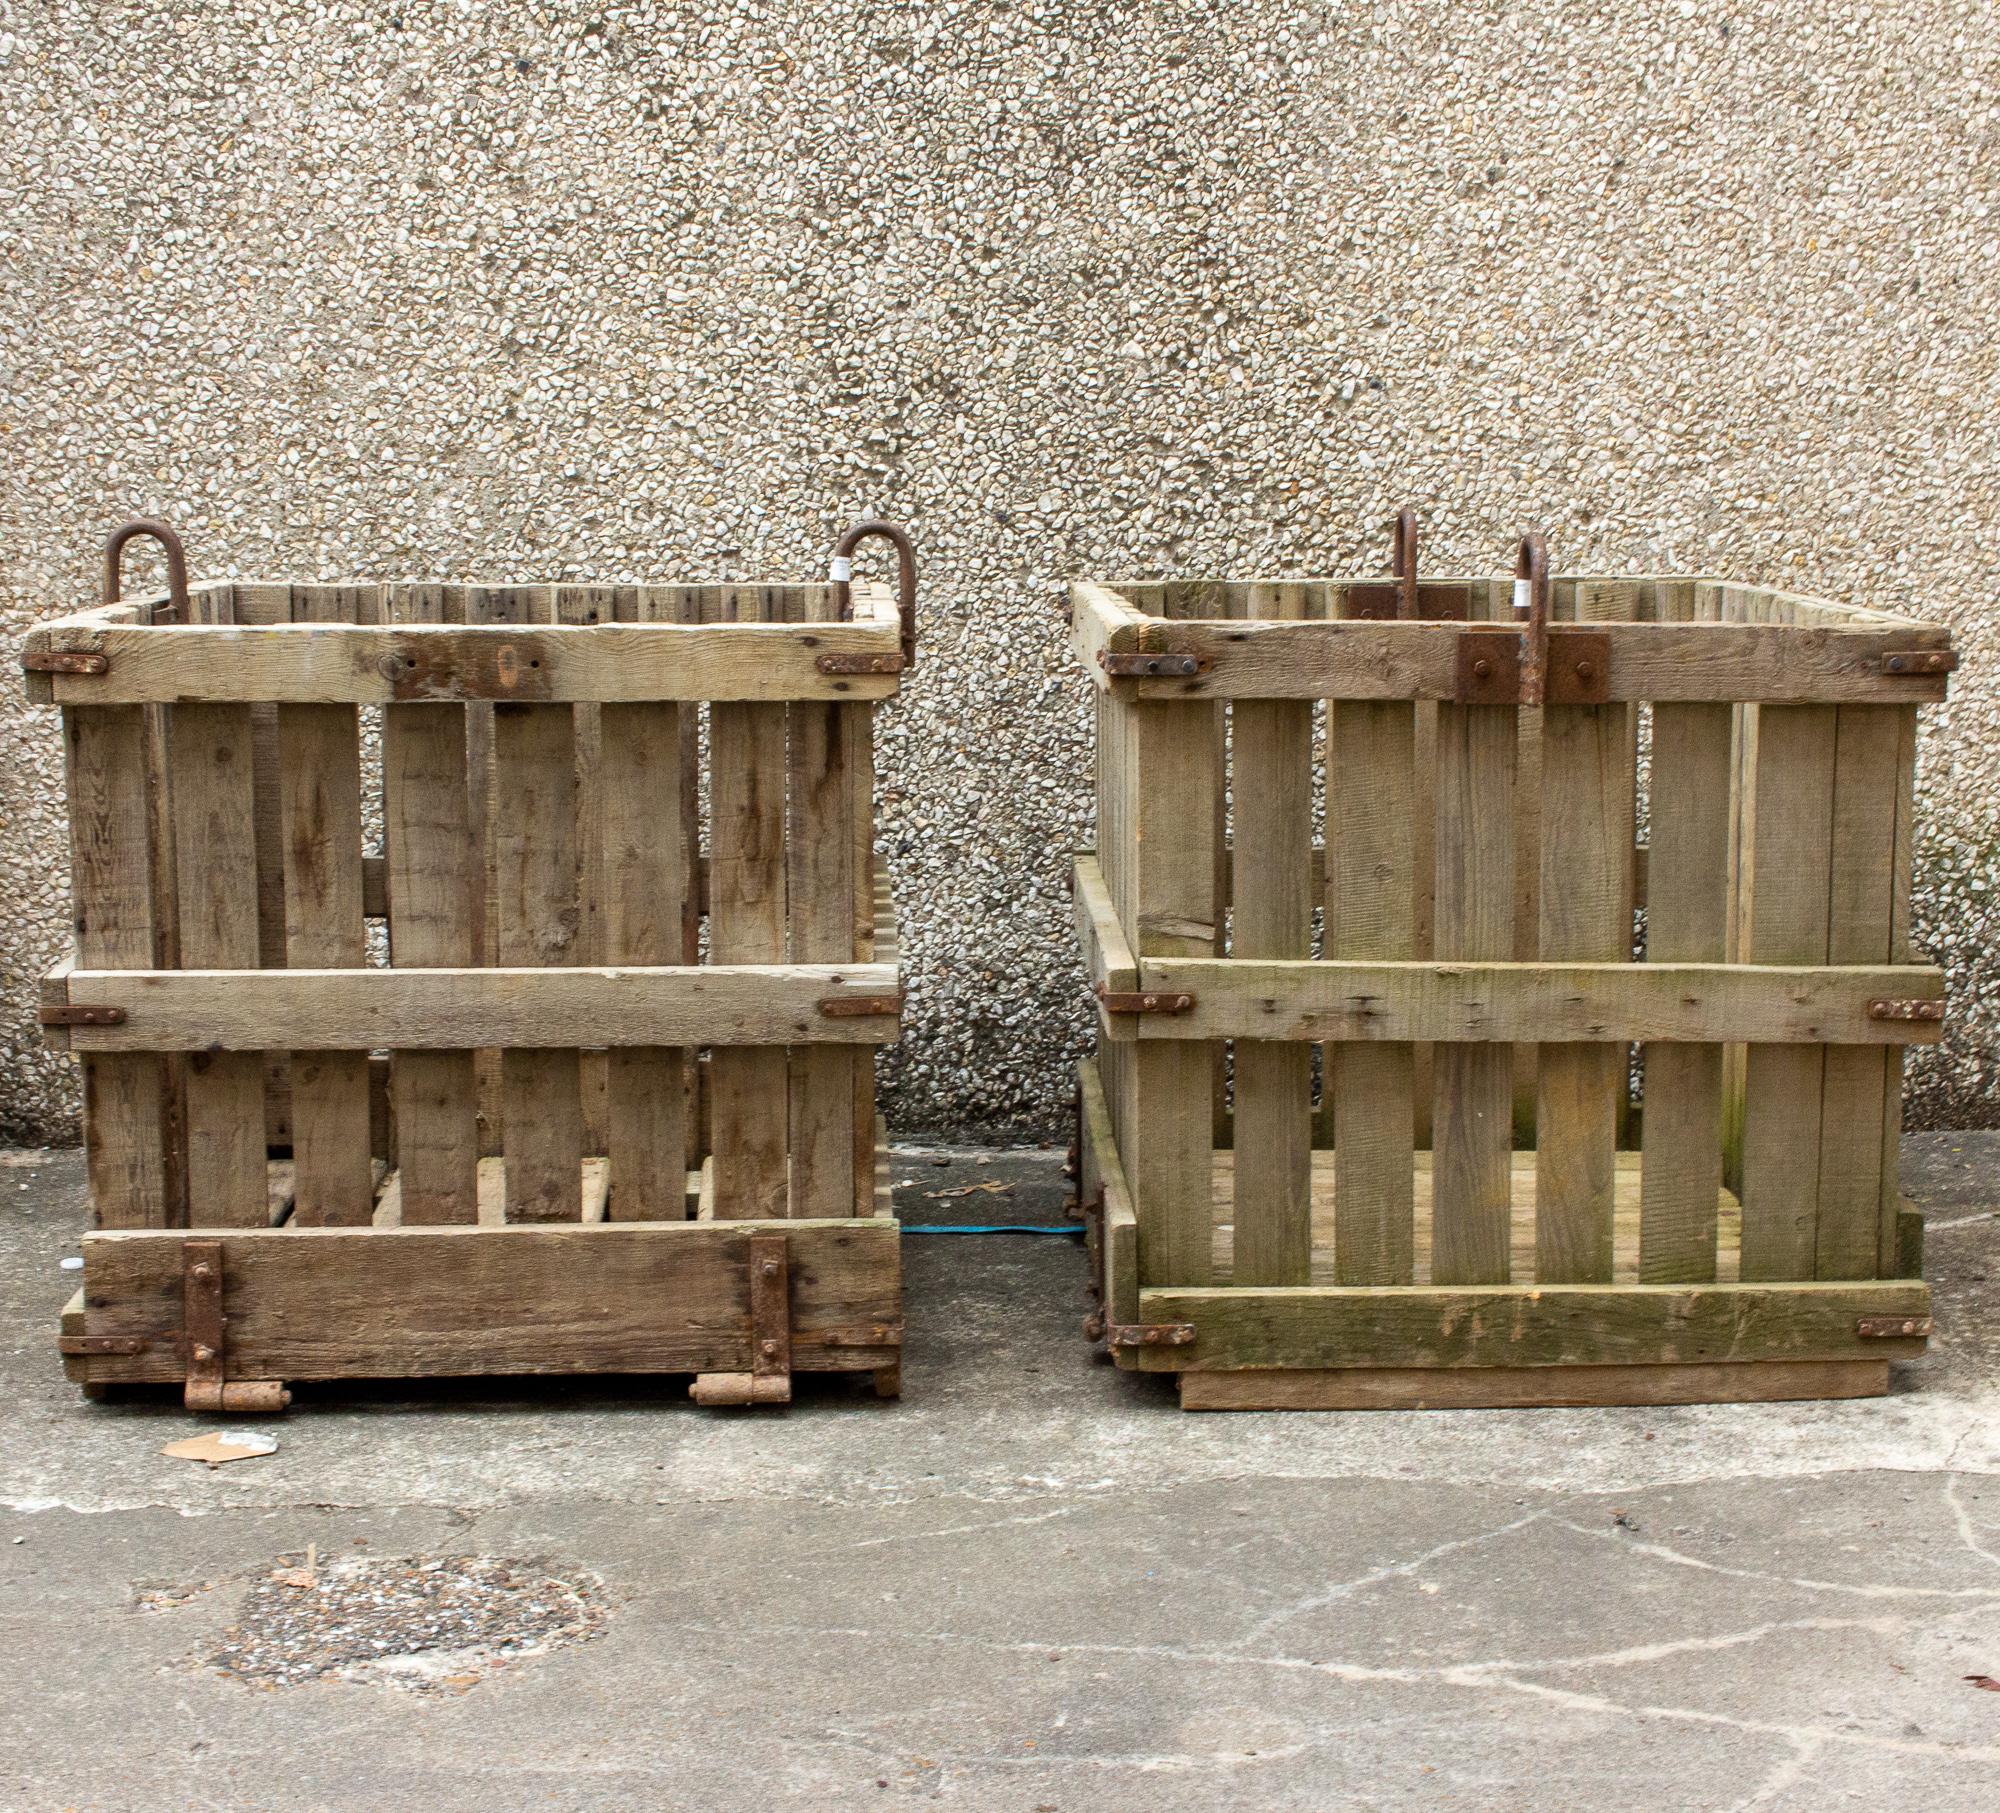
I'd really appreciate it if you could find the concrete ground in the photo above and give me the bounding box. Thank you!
[0,1138,1995,1812]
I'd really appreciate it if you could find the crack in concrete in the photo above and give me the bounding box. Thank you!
[1232,1511,1548,1648]
[659,1617,2000,1766]
[1552,1516,2000,1602]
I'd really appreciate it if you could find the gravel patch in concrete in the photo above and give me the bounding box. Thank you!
[204,1551,608,1695]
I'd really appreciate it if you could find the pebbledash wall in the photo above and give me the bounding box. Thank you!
[2,2,1996,1144]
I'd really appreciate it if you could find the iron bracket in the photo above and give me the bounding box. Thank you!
[180,1241,289,1414]
[1099,650,1202,678]
[1857,1315,1932,1339]
[817,992,904,1018]
[1082,1309,1197,1349]
[1094,983,1194,1015]
[1453,627,1522,705]
[815,652,906,676]
[1877,650,1956,677]
[22,649,110,676]
[57,1333,147,1356]
[39,1004,126,1028]
[1543,628,1613,705]
[691,1232,794,1406]
[1867,999,1944,1024]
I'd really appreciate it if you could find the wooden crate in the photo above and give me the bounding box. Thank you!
[30,522,916,1410]
[1070,552,1953,1410]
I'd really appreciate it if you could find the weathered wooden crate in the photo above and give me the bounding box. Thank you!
[1071,532,1954,1410]
[30,519,916,1410]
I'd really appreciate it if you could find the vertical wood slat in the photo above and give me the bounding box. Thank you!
[1430,697,1516,1284]
[234,582,294,1156]
[278,683,373,1227]
[1739,705,1836,1279]
[1535,702,1629,1283]
[383,583,479,1225]
[1816,705,1910,1279]
[1879,704,1919,1274]
[1639,703,1734,1280]
[787,600,862,1218]
[482,585,585,1222]
[1328,700,1416,1286]
[708,585,790,1218]
[1230,582,1312,1285]
[66,703,171,1226]
[558,585,614,1160]
[170,690,266,1228]
[1128,696,1217,1288]
[599,584,690,1221]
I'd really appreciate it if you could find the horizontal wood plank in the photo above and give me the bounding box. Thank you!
[62,964,902,1049]
[1132,1280,1931,1371]
[1177,1359,1891,1410]
[1131,958,1940,1045]
[1072,617,1951,704]
[72,1218,902,1382]
[35,620,903,705]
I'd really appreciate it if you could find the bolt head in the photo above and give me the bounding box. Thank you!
[1575,660,1595,680]
[191,1263,212,1281]
[759,1338,779,1358]
[1472,658,1492,679]
[192,1343,215,1362]
[760,1259,779,1279]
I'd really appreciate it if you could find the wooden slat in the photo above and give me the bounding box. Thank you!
[383,583,479,1225]
[1078,1057,1140,1327]
[492,613,585,1221]
[1430,699,1516,1284]
[1180,1360,1891,1411]
[709,586,790,1219]
[37,619,902,704]
[1066,613,1954,704]
[1640,703,1734,1280]
[787,680,861,1218]
[601,586,691,1221]
[229,584,295,1154]
[1327,700,1415,1285]
[72,1219,901,1382]
[1740,705,1836,1280]
[278,687,373,1226]
[1535,702,1629,1283]
[169,702,266,1227]
[1229,580,1312,1283]
[557,586,614,1160]
[1125,694,1217,1288]
[1130,1279,1930,1372]
[1815,705,1909,1279]
[65,704,170,1227]
[62,965,900,1048]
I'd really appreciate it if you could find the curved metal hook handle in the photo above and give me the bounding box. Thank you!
[830,519,918,668]
[1513,532,1551,706]
[103,518,191,623]
[1390,508,1419,621]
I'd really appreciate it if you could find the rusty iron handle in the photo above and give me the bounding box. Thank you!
[830,519,917,668]
[1513,532,1550,706]
[103,518,190,623]
[1390,507,1419,621]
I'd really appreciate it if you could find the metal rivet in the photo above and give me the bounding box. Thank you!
[1472,658,1492,679]
[1575,660,1595,680]
[759,1338,779,1358]
[760,1260,779,1279]
[191,1263,212,1281]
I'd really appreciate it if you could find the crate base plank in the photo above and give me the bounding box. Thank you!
[1178,1359,1892,1412]
[61,1218,902,1389]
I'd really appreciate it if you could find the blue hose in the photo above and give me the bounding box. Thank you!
[902,1223,1084,1236]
